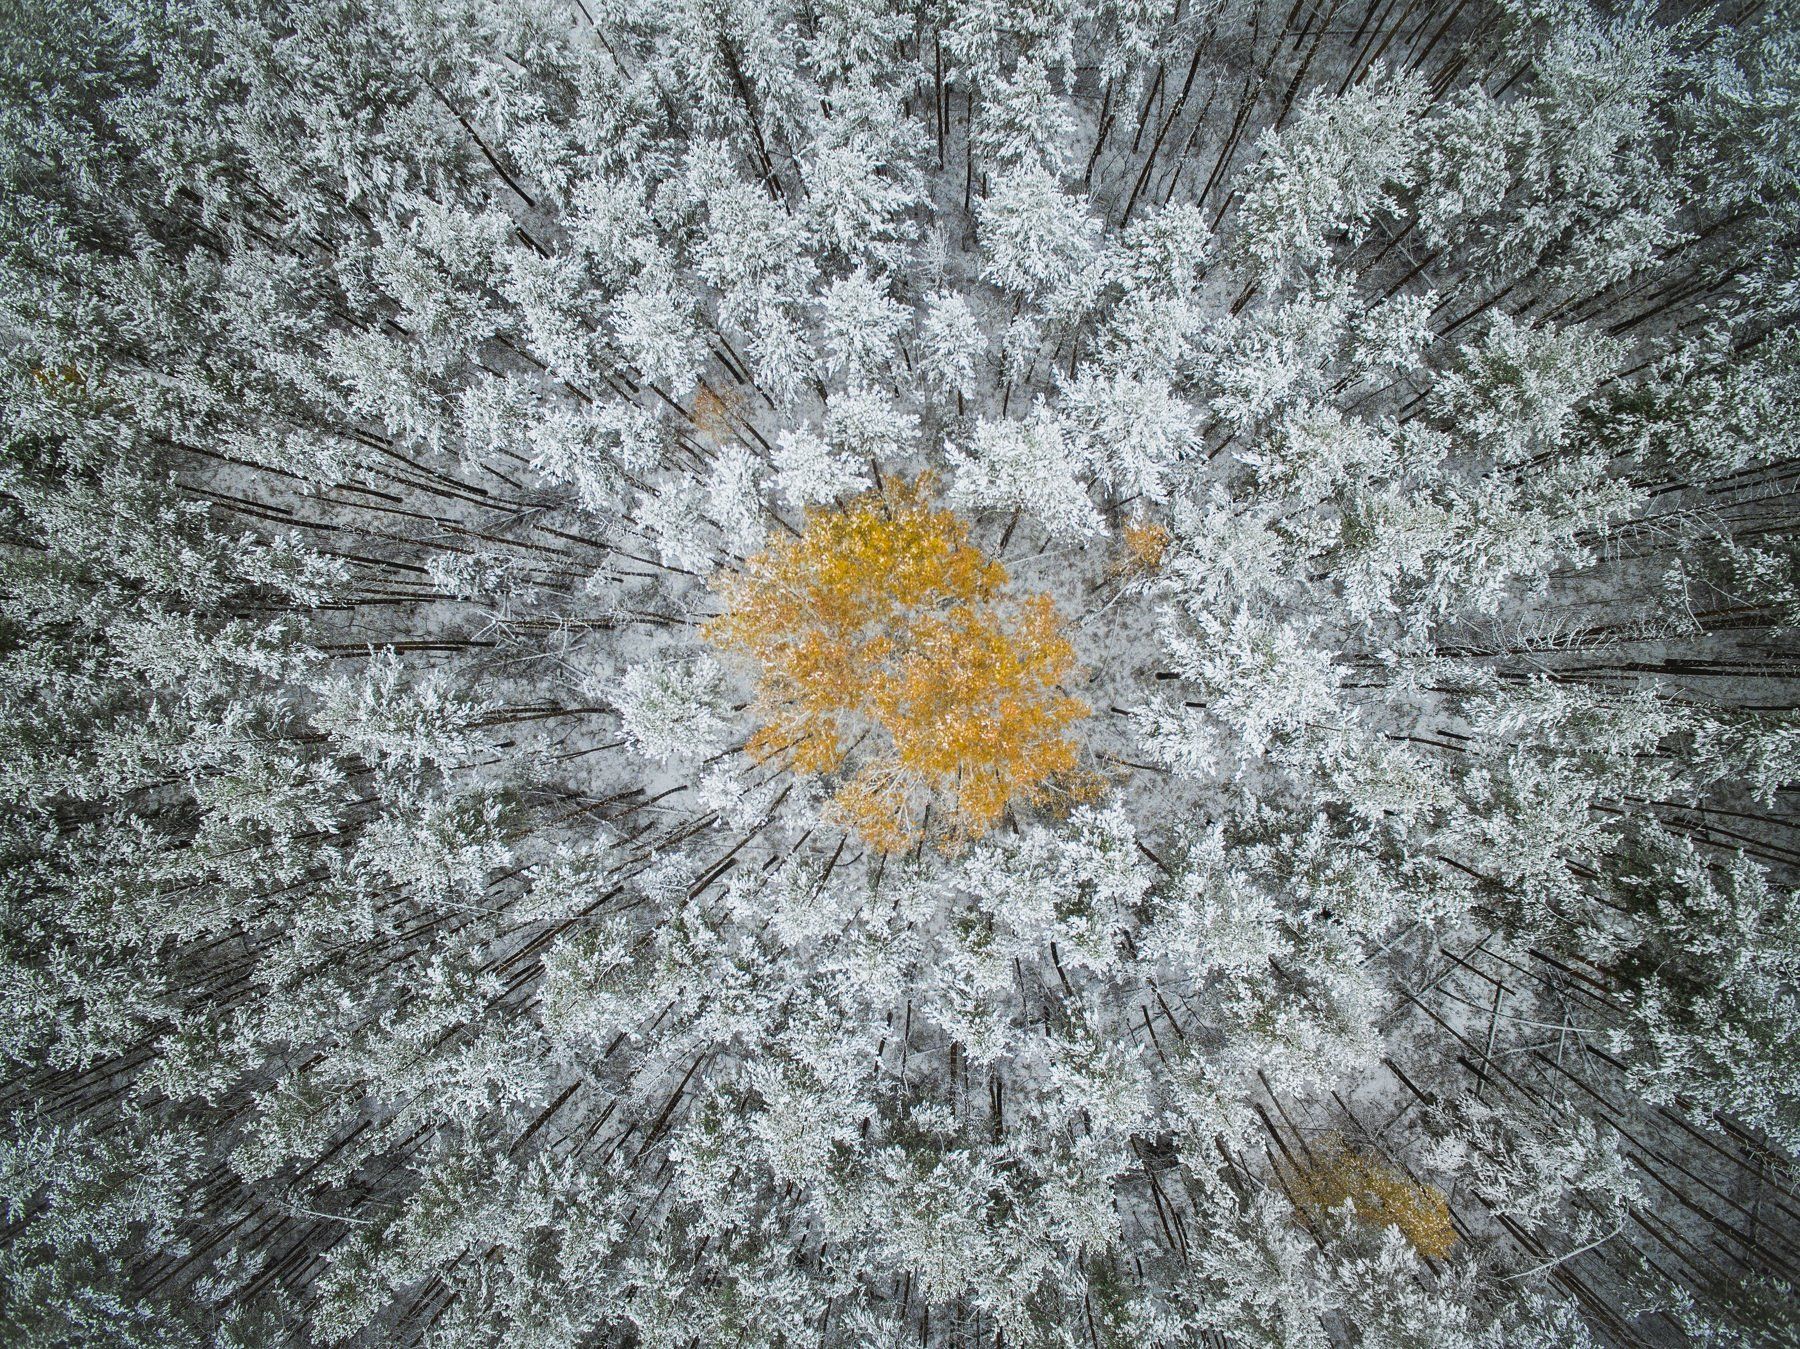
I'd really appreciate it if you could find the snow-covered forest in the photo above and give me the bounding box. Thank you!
[2,0,1798,1341]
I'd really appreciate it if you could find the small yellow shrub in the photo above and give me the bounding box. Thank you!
[1287,1143,1458,1260]
[1112,516,1170,581]
[705,474,1094,851]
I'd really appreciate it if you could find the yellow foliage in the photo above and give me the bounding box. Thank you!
[705,474,1095,852]
[1286,1143,1458,1260]
[1111,516,1170,580]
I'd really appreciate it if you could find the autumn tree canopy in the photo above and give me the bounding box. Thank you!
[706,475,1095,850]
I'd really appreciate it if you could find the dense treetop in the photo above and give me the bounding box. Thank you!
[1,0,1797,1343]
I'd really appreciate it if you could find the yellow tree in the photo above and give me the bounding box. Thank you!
[705,474,1096,852]
[1285,1142,1458,1260]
